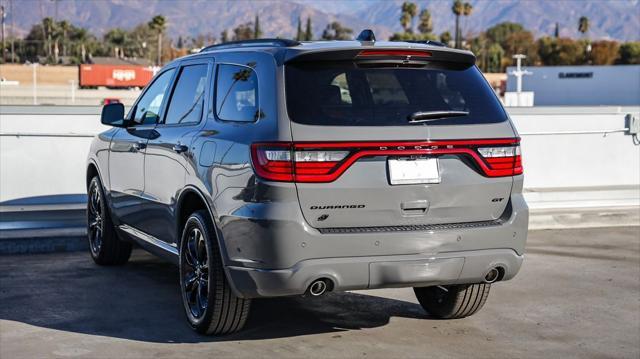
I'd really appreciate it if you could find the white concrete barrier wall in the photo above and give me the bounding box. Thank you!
[1,105,639,210]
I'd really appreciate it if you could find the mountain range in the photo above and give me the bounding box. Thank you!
[5,0,640,42]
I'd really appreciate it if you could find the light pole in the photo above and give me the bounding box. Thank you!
[32,63,38,105]
[1,5,5,62]
[509,54,532,94]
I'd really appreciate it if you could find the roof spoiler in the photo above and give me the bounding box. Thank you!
[285,47,475,65]
[200,38,300,53]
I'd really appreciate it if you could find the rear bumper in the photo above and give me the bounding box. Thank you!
[227,248,523,298]
[222,193,528,298]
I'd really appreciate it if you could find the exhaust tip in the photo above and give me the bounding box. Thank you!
[484,268,500,283]
[308,279,328,296]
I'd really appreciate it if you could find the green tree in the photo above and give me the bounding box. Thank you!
[554,22,560,38]
[617,42,640,64]
[304,17,313,41]
[486,43,504,72]
[42,17,54,58]
[220,30,229,43]
[452,0,464,48]
[503,30,539,64]
[254,15,262,39]
[321,22,353,40]
[578,16,589,37]
[148,15,167,65]
[418,9,433,34]
[589,40,619,65]
[440,31,452,45]
[232,23,254,41]
[400,2,418,33]
[537,37,583,65]
[486,22,525,46]
[296,17,303,41]
[462,2,473,45]
[104,28,128,57]
[59,20,71,57]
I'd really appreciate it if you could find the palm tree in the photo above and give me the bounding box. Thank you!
[304,17,313,41]
[59,20,71,57]
[418,9,433,35]
[400,2,418,33]
[578,16,590,64]
[578,16,589,37]
[296,17,302,41]
[451,0,464,48]
[42,17,54,58]
[254,15,262,39]
[462,2,473,45]
[148,15,166,65]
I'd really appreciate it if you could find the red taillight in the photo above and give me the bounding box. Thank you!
[251,139,522,183]
[477,145,523,176]
[357,50,432,58]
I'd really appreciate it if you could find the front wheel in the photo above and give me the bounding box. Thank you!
[179,210,251,335]
[414,283,491,319]
[87,176,131,265]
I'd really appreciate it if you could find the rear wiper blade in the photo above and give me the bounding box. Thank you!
[407,110,469,123]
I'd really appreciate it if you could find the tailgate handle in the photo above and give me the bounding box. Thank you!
[401,200,429,216]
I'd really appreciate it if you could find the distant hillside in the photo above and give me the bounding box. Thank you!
[5,0,639,42]
[342,0,640,41]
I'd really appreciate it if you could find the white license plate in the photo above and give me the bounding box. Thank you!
[388,158,440,185]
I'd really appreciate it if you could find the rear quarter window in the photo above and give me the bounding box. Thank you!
[216,64,259,122]
[285,62,507,126]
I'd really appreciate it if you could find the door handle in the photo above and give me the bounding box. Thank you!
[172,143,189,154]
[131,141,146,152]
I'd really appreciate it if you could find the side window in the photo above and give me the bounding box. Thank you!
[132,69,175,125]
[164,64,208,125]
[216,64,259,122]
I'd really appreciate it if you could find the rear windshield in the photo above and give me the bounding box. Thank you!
[285,62,507,126]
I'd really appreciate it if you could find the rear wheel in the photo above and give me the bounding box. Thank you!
[414,283,491,319]
[179,210,251,335]
[87,176,132,265]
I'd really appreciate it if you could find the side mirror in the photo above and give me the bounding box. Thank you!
[101,103,127,127]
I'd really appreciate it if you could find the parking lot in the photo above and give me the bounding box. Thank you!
[1,226,638,358]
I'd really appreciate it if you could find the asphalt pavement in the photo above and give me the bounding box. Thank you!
[1,226,638,358]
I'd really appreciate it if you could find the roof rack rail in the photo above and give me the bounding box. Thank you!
[200,38,300,53]
[405,40,447,47]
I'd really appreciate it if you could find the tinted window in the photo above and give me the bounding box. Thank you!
[132,69,175,125]
[216,64,259,122]
[164,64,208,125]
[285,62,507,126]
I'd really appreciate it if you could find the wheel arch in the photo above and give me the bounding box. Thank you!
[86,160,100,189]
[175,185,246,297]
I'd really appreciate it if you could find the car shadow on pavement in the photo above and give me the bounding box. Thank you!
[0,250,429,343]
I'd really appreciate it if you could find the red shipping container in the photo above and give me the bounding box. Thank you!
[79,64,155,88]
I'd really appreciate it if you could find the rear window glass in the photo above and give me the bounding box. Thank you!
[285,62,507,126]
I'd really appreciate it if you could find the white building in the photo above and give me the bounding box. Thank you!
[506,65,640,106]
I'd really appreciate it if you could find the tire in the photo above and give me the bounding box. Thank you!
[87,176,132,265]
[179,210,251,335]
[414,283,491,319]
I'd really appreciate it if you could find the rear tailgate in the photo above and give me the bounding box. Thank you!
[281,49,519,229]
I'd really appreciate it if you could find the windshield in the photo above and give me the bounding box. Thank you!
[285,62,507,126]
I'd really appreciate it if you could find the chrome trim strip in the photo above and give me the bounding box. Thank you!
[119,224,178,255]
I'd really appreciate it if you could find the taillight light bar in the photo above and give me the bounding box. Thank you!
[251,138,522,183]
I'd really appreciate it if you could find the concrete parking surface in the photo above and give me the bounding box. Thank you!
[1,226,639,358]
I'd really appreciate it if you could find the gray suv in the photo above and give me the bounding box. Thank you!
[87,34,528,335]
